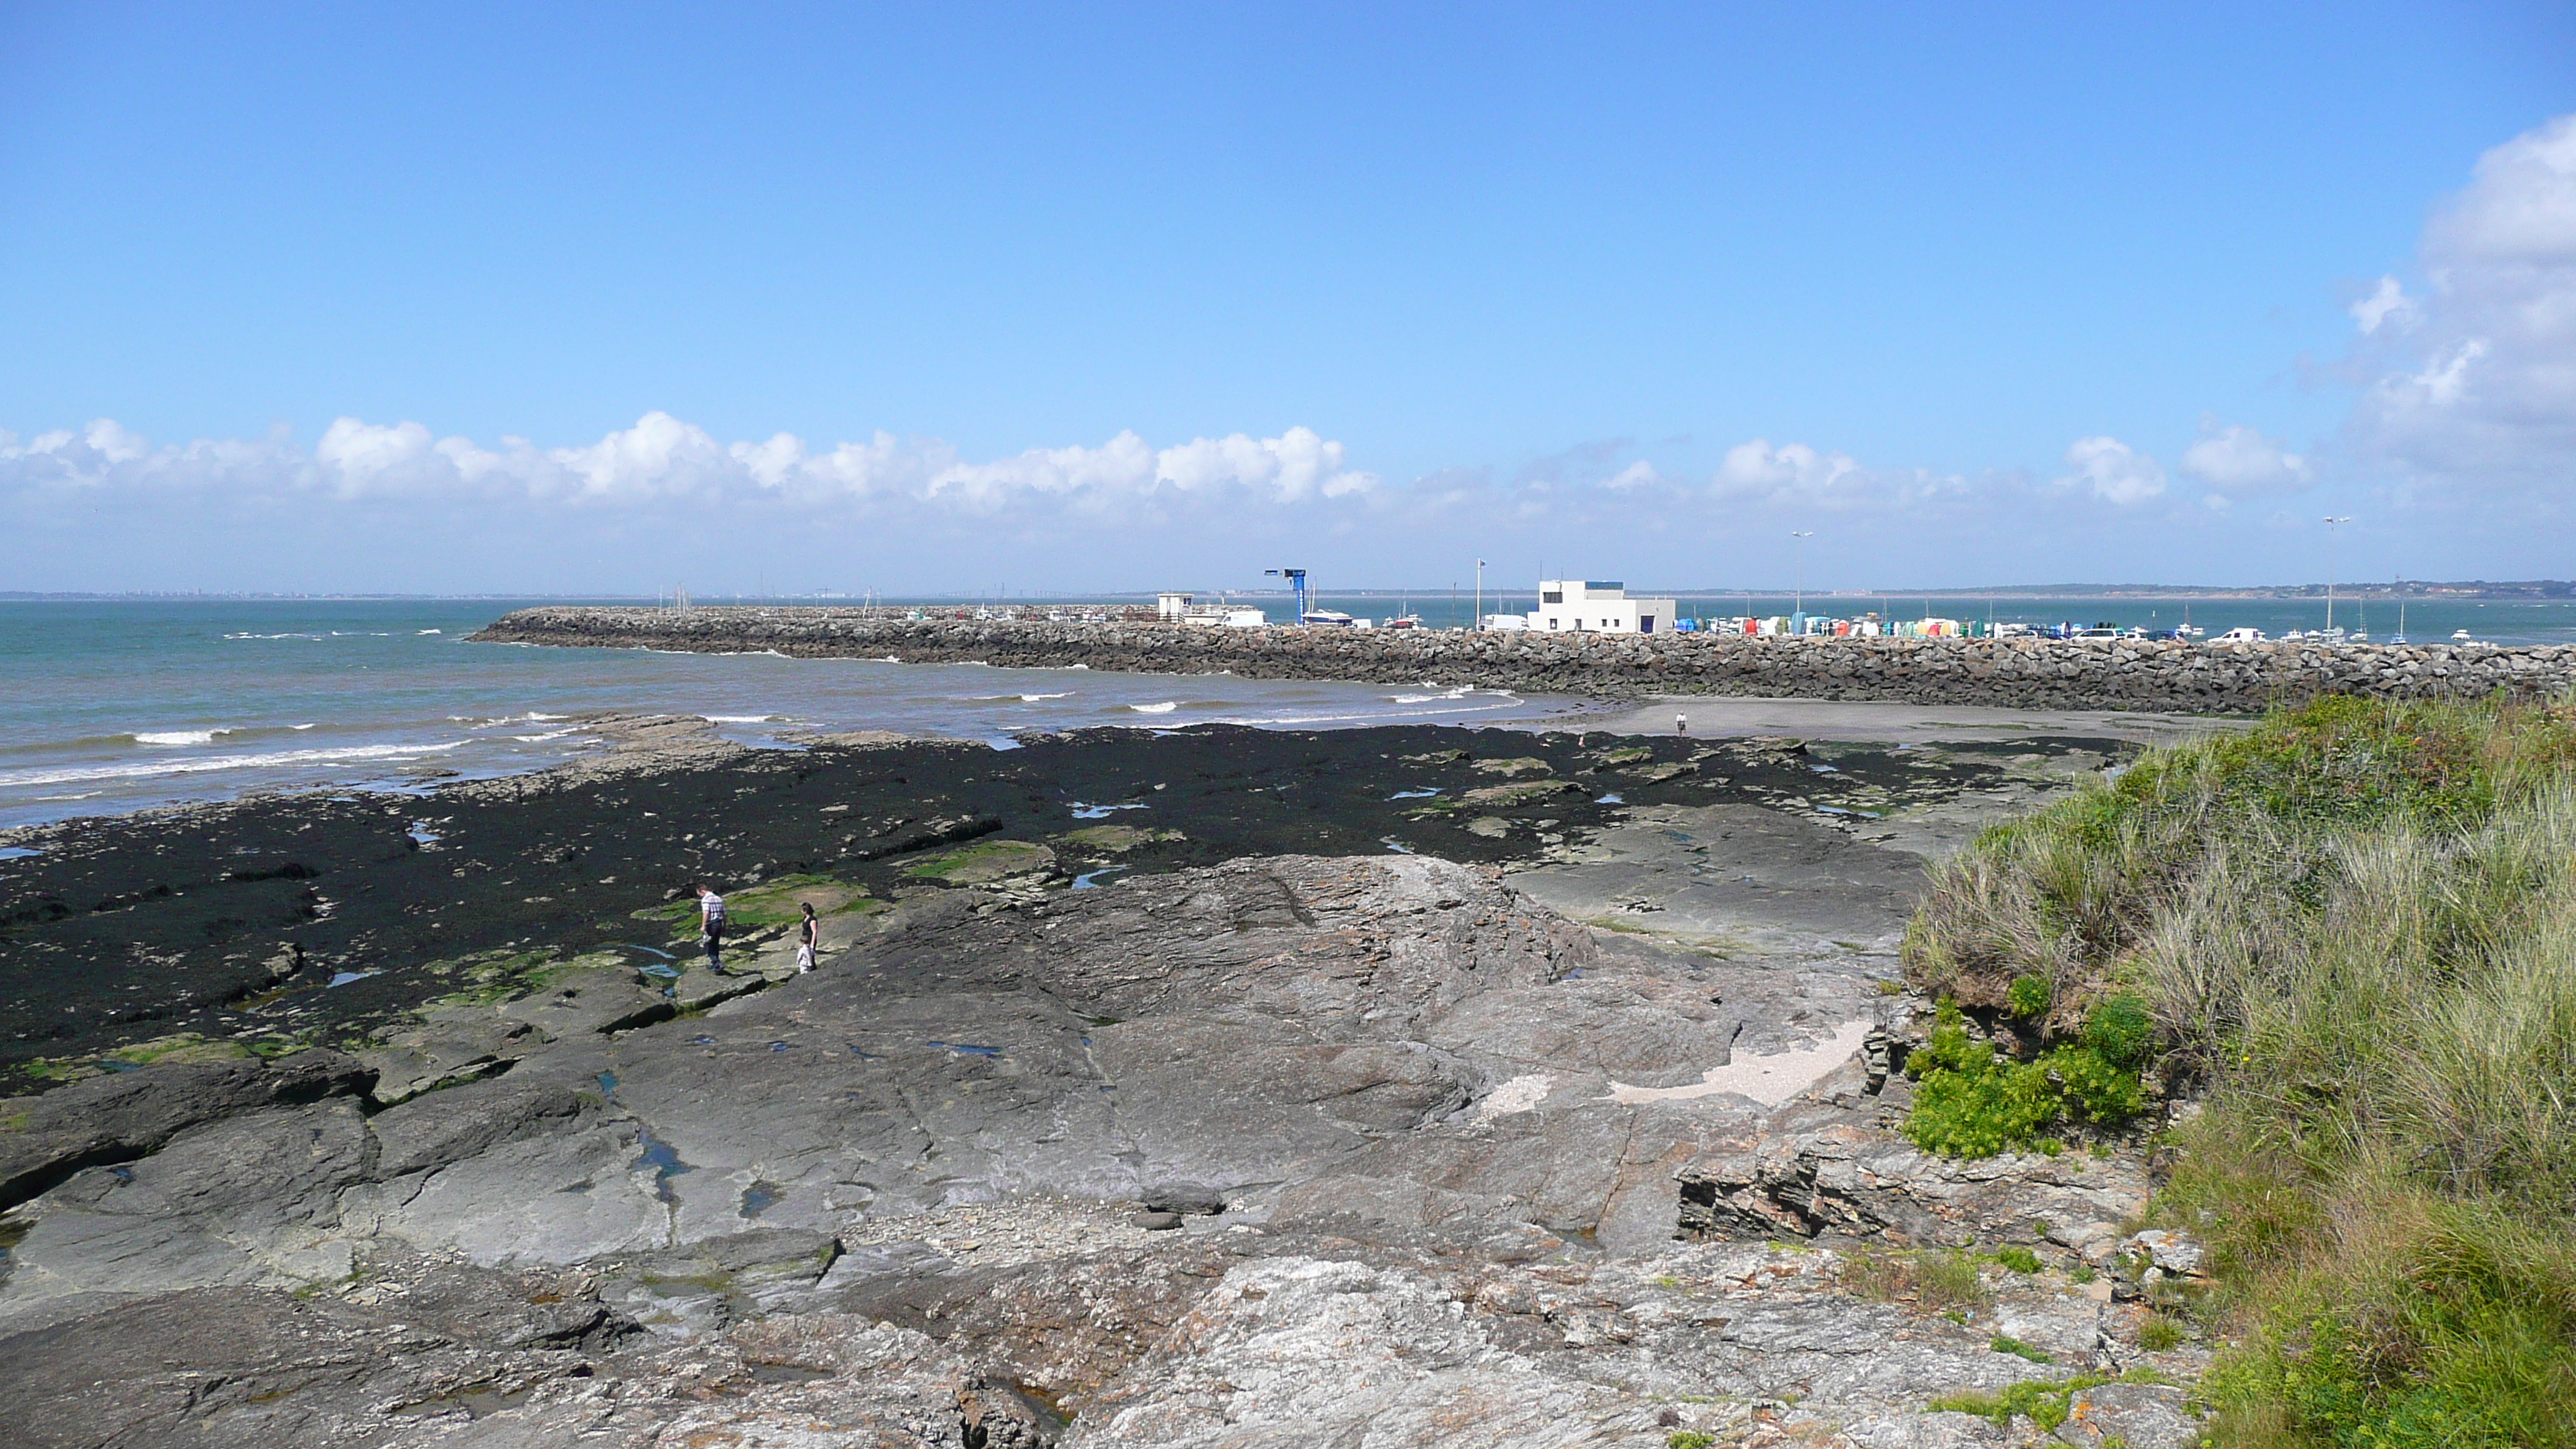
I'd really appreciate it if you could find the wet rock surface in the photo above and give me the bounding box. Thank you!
[0,723,2097,1086]
[0,726,2208,1446]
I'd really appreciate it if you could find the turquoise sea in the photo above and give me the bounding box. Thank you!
[0,600,1562,831]
[4,595,2570,831]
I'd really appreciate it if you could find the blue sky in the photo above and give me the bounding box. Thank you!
[3,2,2571,594]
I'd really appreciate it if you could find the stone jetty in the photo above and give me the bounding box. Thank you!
[472,606,2576,713]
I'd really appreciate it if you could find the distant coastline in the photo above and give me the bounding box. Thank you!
[7,578,2571,604]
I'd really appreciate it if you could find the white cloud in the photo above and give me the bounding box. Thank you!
[2344,112,2576,491]
[2055,436,2166,505]
[1703,437,1989,513]
[1153,426,1375,500]
[1714,439,1859,495]
[2179,416,2311,494]
[0,413,1377,516]
[2350,276,2416,334]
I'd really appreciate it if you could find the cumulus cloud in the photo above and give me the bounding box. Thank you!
[1714,439,1859,496]
[2350,276,2417,334]
[2344,112,2576,492]
[0,413,1379,516]
[2054,437,2166,505]
[2179,416,2312,494]
[1689,437,2006,515]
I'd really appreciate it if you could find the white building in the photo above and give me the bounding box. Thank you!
[1528,580,1679,635]
[1157,591,1194,621]
[1188,606,1266,629]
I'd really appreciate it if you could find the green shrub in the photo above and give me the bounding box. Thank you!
[2008,972,2053,1017]
[2080,994,2156,1069]
[2137,1314,2184,1351]
[1665,1434,1715,1449]
[1993,1245,2042,1275]
[1903,1001,2146,1158]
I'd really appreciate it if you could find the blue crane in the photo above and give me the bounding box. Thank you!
[1264,568,1308,624]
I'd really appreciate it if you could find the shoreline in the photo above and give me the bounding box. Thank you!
[0,715,2136,1091]
[0,680,2224,844]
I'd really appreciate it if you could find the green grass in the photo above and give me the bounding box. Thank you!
[1992,1246,2043,1275]
[903,839,1054,884]
[1991,1334,2054,1363]
[1929,1369,2172,1432]
[1839,1247,1989,1317]
[1901,695,2576,1447]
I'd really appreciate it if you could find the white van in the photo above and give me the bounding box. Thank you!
[2215,627,2266,642]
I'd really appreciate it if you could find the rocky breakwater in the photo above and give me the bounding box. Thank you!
[474,605,2576,713]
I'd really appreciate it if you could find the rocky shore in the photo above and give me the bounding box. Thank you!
[473,605,2576,713]
[0,721,2210,1447]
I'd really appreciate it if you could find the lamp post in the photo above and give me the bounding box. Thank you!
[1790,532,1814,629]
[2322,517,2352,632]
[1475,559,1485,632]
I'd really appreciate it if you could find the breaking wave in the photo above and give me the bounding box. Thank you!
[1,741,469,790]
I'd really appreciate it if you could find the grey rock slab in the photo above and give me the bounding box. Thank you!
[0,1285,510,1449]
[1509,802,1930,953]
[1842,1412,2017,1447]
[361,1119,669,1266]
[1678,1105,2151,1249]
[492,963,672,1039]
[1069,1255,1656,1449]
[367,1074,596,1179]
[2,1101,375,1318]
[2052,1382,2201,1448]
[0,1049,372,1210]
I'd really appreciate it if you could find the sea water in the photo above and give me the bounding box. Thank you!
[6,596,2571,832]
[0,600,1562,829]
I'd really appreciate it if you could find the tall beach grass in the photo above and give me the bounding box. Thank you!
[1903,695,2576,1447]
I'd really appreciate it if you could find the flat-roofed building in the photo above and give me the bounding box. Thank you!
[1529,580,1678,634]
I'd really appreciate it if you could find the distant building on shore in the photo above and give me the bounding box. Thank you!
[1528,580,1678,634]
[1158,591,1263,628]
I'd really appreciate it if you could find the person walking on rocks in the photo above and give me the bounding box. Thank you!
[694,881,728,973]
[795,900,819,974]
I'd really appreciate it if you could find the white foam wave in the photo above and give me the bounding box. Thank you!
[134,730,230,746]
[703,714,774,723]
[292,723,317,731]
[1218,697,1527,727]
[512,728,581,742]
[1126,701,1179,714]
[1021,692,1073,702]
[416,629,443,635]
[1,741,468,790]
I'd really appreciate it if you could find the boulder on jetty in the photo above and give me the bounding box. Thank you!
[472,605,2576,714]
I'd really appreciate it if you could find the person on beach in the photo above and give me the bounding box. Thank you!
[796,901,819,974]
[694,882,727,973]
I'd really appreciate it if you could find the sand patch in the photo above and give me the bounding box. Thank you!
[1605,1019,1871,1108]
